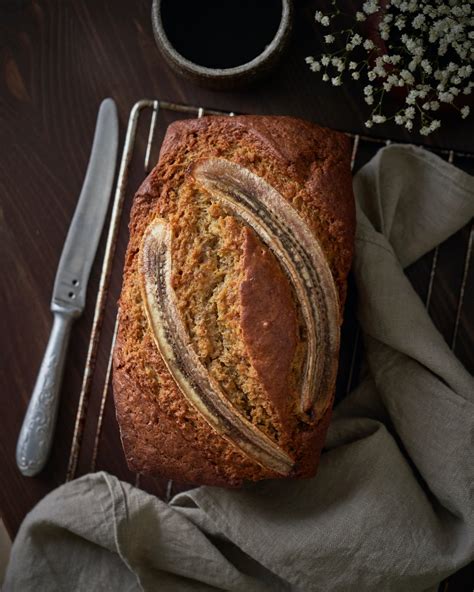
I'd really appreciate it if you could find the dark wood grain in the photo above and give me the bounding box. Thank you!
[1,2,473,589]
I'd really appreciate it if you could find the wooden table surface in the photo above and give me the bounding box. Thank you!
[1,1,473,589]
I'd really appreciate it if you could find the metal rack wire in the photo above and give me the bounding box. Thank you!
[65,98,474,503]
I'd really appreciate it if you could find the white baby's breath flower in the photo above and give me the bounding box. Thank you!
[421,59,432,74]
[335,60,345,73]
[438,42,448,56]
[365,120,374,128]
[307,0,472,135]
[412,14,425,28]
[374,65,387,78]
[400,70,414,84]
[406,90,417,105]
[439,91,454,103]
[379,21,390,36]
[395,16,405,30]
[413,46,424,58]
[404,37,416,52]
[363,1,379,15]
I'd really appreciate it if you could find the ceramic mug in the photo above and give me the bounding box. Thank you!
[151,0,293,90]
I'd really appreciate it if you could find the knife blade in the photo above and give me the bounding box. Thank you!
[16,98,119,477]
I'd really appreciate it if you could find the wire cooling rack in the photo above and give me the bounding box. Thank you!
[64,98,473,590]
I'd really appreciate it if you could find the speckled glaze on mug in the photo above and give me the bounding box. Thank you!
[151,0,293,90]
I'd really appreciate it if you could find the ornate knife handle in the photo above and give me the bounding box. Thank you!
[16,307,75,476]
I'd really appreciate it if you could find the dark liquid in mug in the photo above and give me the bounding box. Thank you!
[161,0,283,69]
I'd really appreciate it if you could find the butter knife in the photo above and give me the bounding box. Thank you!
[16,98,119,477]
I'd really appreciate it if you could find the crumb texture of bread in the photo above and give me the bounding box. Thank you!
[113,115,355,487]
[168,184,286,444]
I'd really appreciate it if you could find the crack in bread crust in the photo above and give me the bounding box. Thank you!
[168,185,284,443]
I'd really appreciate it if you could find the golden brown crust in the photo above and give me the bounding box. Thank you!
[113,115,355,487]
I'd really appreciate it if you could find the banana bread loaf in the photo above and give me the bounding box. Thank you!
[113,115,355,487]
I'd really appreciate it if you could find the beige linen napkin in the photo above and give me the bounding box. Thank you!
[4,145,474,592]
